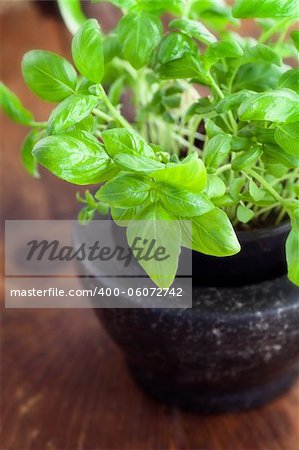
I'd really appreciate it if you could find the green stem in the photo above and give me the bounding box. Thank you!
[254,203,280,218]
[57,0,86,35]
[98,85,132,129]
[173,122,205,140]
[275,207,287,225]
[172,133,198,153]
[245,168,287,205]
[208,74,238,134]
[228,64,240,93]
[216,164,231,175]
[276,28,288,47]
[184,116,204,148]
[93,109,114,123]
[177,127,204,141]
[30,121,47,128]
[272,171,299,186]
[259,17,293,44]
[228,113,238,135]
[114,58,138,81]
[208,74,225,99]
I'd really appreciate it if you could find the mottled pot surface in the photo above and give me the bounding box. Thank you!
[74,222,299,413]
[91,276,299,413]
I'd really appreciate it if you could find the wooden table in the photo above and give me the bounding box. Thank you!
[1,3,299,449]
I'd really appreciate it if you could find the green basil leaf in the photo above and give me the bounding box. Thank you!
[286,228,299,286]
[151,153,207,193]
[293,186,299,197]
[0,83,34,125]
[33,130,117,185]
[249,179,266,201]
[191,1,236,19]
[159,184,214,217]
[291,30,299,50]
[84,190,96,208]
[242,43,282,66]
[288,207,299,226]
[203,134,232,171]
[264,161,288,178]
[231,177,246,200]
[74,114,95,133]
[95,201,110,216]
[159,55,208,81]
[88,85,104,97]
[233,63,285,92]
[263,144,299,168]
[230,136,252,152]
[190,0,238,30]
[278,68,299,93]
[76,77,94,95]
[181,207,240,256]
[111,206,143,227]
[78,206,95,224]
[90,193,110,216]
[101,128,154,158]
[96,173,151,207]
[22,50,77,102]
[118,12,162,69]
[205,175,226,198]
[153,32,198,68]
[238,123,276,144]
[72,19,104,83]
[191,0,231,16]
[114,153,164,173]
[127,203,181,288]
[237,204,254,223]
[275,123,299,156]
[204,118,224,137]
[213,193,236,207]
[186,98,216,119]
[206,40,244,58]
[242,190,275,207]
[47,94,98,134]
[216,90,254,113]
[231,145,262,171]
[137,0,184,15]
[238,89,299,123]
[233,0,298,18]
[21,130,40,178]
[169,18,217,45]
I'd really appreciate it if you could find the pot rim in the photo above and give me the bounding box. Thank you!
[236,220,290,242]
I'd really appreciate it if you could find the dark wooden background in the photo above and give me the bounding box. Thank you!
[1,2,299,449]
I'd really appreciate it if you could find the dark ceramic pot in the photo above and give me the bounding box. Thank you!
[76,222,299,413]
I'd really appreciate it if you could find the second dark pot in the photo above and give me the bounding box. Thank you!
[76,222,299,413]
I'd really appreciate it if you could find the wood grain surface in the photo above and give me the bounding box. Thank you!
[1,3,299,449]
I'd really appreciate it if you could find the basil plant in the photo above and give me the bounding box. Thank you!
[1,0,298,288]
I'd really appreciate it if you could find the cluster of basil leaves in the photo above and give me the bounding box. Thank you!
[0,0,298,287]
